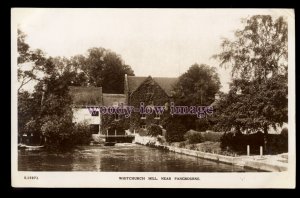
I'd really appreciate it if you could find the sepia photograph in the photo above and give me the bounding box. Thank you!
[11,8,295,188]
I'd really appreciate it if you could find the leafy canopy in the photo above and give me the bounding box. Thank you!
[213,15,288,134]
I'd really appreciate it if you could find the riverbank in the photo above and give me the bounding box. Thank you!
[19,143,255,172]
[133,135,288,172]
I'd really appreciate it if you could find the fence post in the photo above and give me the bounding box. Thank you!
[115,129,117,137]
[260,146,263,157]
[247,145,250,156]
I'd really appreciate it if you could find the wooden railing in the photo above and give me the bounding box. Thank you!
[99,135,135,138]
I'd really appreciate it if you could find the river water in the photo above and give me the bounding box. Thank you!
[18,143,259,172]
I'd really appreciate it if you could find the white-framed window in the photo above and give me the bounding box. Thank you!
[91,111,99,116]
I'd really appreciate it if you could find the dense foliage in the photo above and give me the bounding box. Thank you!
[17,29,135,150]
[165,121,187,142]
[213,75,288,133]
[213,15,287,81]
[147,124,163,137]
[213,15,288,152]
[220,129,288,155]
[172,64,220,131]
[184,131,203,144]
[41,118,91,150]
[71,48,135,93]
[184,130,224,144]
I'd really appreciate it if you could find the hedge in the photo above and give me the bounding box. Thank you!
[221,129,288,154]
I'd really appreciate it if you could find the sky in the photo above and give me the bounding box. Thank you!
[12,8,290,93]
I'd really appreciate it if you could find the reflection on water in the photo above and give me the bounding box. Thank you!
[18,143,259,172]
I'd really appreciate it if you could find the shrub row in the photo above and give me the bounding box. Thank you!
[183,130,224,144]
[184,131,203,144]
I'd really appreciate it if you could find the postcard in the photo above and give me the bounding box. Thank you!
[11,8,295,188]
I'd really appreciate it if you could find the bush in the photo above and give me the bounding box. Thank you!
[280,127,288,152]
[184,130,223,144]
[41,116,73,150]
[72,122,92,145]
[220,131,234,150]
[202,132,224,142]
[281,127,288,137]
[156,135,166,144]
[137,128,148,136]
[166,122,187,142]
[41,115,92,150]
[221,131,264,154]
[147,124,162,137]
[184,131,203,144]
[268,128,288,154]
[220,131,247,152]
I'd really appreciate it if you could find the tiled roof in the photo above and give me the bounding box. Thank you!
[152,77,178,96]
[69,86,102,106]
[102,94,126,106]
[127,76,178,96]
[127,76,148,93]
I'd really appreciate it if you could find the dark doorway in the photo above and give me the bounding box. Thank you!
[90,124,99,134]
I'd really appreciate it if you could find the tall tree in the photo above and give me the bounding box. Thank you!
[17,29,46,93]
[73,47,135,93]
[174,64,221,106]
[213,15,288,82]
[173,64,221,130]
[214,75,287,132]
[213,15,288,153]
